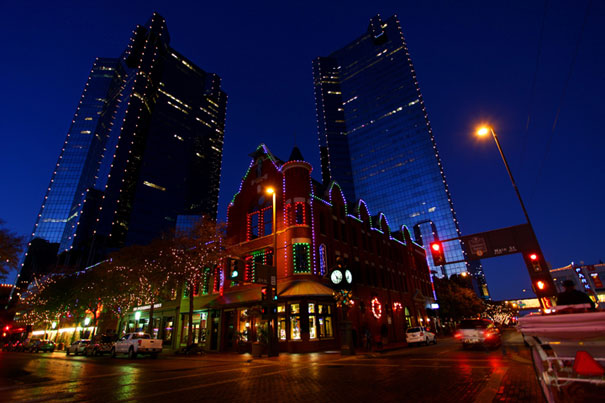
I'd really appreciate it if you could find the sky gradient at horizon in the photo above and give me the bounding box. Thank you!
[1,0,603,300]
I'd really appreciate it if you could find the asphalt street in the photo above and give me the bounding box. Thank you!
[0,331,571,402]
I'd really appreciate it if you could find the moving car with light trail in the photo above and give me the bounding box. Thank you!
[455,319,501,349]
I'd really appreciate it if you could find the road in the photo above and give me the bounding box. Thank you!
[0,331,547,402]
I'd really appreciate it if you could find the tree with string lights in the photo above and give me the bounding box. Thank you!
[164,217,227,346]
[108,239,175,336]
[0,219,25,280]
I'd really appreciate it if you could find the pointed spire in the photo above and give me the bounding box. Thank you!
[288,146,304,162]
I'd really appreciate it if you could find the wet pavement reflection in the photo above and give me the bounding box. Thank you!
[0,331,550,402]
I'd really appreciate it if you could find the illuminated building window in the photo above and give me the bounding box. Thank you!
[277,304,287,340]
[293,243,311,273]
[248,211,259,239]
[247,206,272,240]
[263,207,273,235]
[318,244,327,274]
[307,303,333,340]
[295,203,305,224]
[290,303,301,340]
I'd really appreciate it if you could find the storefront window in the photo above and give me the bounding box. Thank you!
[317,304,333,338]
[181,315,189,344]
[200,312,208,344]
[237,308,252,342]
[309,303,317,339]
[404,307,412,328]
[277,304,287,340]
[163,317,173,344]
[290,303,301,340]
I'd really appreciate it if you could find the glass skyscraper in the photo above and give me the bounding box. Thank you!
[16,13,227,291]
[313,15,488,295]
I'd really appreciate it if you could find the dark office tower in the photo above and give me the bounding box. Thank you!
[15,13,226,292]
[313,15,488,296]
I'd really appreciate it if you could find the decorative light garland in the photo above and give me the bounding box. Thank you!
[371,297,382,319]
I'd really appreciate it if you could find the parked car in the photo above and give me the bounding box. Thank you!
[406,326,437,346]
[2,340,22,351]
[455,319,502,349]
[31,340,56,353]
[19,338,40,352]
[111,333,162,359]
[66,339,90,356]
[84,335,114,356]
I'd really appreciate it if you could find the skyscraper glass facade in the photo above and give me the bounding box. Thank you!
[16,13,227,290]
[313,15,487,293]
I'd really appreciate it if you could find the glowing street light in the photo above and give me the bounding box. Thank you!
[476,126,490,137]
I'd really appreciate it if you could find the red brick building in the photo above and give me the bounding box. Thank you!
[219,144,435,352]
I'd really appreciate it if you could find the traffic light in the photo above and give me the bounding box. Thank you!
[261,286,277,301]
[271,286,278,301]
[528,253,541,271]
[228,258,245,282]
[535,280,546,291]
[261,286,268,301]
[429,241,445,266]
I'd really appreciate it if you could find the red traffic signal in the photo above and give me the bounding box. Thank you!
[261,286,268,301]
[528,253,541,271]
[429,241,445,266]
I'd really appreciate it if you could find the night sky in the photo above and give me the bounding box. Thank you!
[1,1,603,300]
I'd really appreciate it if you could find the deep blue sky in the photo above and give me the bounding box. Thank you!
[1,1,603,300]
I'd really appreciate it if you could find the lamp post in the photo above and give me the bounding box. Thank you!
[476,126,533,227]
[266,187,277,272]
[476,125,555,307]
[265,187,279,357]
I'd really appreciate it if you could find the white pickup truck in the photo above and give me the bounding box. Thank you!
[111,333,162,359]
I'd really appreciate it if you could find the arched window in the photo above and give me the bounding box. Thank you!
[295,203,304,224]
[319,244,327,275]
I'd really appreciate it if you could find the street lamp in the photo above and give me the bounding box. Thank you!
[265,186,279,357]
[476,125,532,227]
[476,125,555,307]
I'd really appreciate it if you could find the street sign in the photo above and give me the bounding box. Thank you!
[467,236,488,257]
[460,224,532,260]
[254,263,276,285]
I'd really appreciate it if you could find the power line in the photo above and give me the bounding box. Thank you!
[530,0,592,200]
[519,0,550,169]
